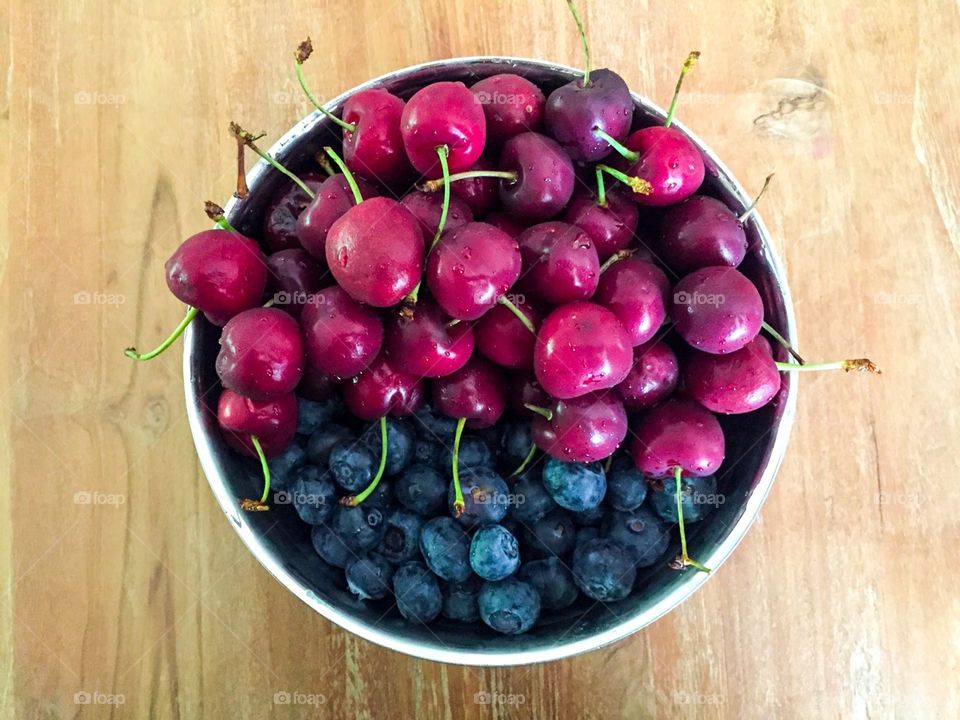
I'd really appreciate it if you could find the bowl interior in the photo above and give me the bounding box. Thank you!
[183,57,796,666]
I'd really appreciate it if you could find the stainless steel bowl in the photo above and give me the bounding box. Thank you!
[183,57,798,666]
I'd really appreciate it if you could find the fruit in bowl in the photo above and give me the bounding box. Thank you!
[125,1,878,663]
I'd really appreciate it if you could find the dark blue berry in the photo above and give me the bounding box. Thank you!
[648,474,718,523]
[470,524,521,581]
[345,553,395,600]
[442,436,494,471]
[441,576,482,622]
[362,418,414,476]
[419,517,472,582]
[328,441,377,493]
[311,525,355,568]
[607,455,648,511]
[542,458,606,511]
[449,467,510,528]
[478,578,540,635]
[306,423,354,466]
[602,507,669,568]
[297,396,344,436]
[509,469,557,524]
[378,508,424,564]
[412,438,444,468]
[524,508,576,558]
[395,464,447,516]
[571,504,604,527]
[332,505,385,553]
[364,478,394,507]
[572,538,636,601]
[412,404,458,437]
[266,442,307,491]
[499,418,533,469]
[575,526,601,553]
[519,558,579,610]
[393,561,442,623]
[290,465,336,525]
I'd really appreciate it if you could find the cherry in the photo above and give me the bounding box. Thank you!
[517,221,599,304]
[498,132,575,220]
[432,357,507,430]
[506,372,549,417]
[448,158,500,215]
[529,393,628,463]
[265,248,327,317]
[383,300,475,378]
[400,190,474,244]
[475,298,541,369]
[470,73,546,145]
[297,364,337,402]
[425,222,522,320]
[296,173,378,261]
[216,307,305,399]
[562,188,640,261]
[326,196,424,307]
[400,81,486,176]
[630,399,725,478]
[217,389,298,458]
[684,337,782,414]
[482,211,527,238]
[594,257,669,346]
[617,340,679,410]
[301,286,383,378]
[534,301,632,399]
[659,195,747,272]
[261,172,327,251]
[670,266,764,354]
[342,88,412,185]
[343,354,425,420]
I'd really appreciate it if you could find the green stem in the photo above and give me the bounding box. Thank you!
[342,417,389,506]
[295,61,356,133]
[775,358,881,374]
[664,51,701,128]
[595,164,607,208]
[675,466,710,573]
[509,443,538,478]
[739,173,775,223]
[253,436,271,504]
[761,320,805,365]
[124,307,198,361]
[422,169,517,192]
[216,217,237,233]
[593,127,638,163]
[430,145,451,252]
[599,249,634,274]
[323,146,363,205]
[523,404,553,421]
[451,417,468,517]
[598,164,652,196]
[566,0,591,87]
[498,295,536,334]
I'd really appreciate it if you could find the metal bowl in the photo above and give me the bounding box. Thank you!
[183,57,797,666]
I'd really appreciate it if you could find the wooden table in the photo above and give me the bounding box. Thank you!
[3,0,958,717]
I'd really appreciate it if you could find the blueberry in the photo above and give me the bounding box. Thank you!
[449,467,510,528]
[575,526,600,553]
[378,508,424,564]
[470,524,521,581]
[306,423,354,466]
[519,558,579,610]
[328,441,377,493]
[290,465,336,525]
[607,455,648,511]
[509,469,557,524]
[311,525,354,569]
[442,436,493,470]
[346,553,395,600]
[571,504,604,527]
[478,578,541,635]
[266,443,307,491]
[412,404,458,437]
[297,396,344,436]
[332,505,385,553]
[395,464,447,516]
[499,418,533,469]
[542,458,606,511]
[602,507,669,568]
[365,478,394,508]
[393,561,442,623]
[441,576,482,623]
[419,517,472,582]
[412,438,444,468]
[524,508,576,559]
[648,474,718,523]
[572,538,636,601]
[362,418,414,476]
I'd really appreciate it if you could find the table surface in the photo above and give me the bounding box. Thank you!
[2,0,959,717]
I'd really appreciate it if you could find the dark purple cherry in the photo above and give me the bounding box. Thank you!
[400,81,487,176]
[343,354,426,421]
[217,389,298,458]
[216,308,304,400]
[261,172,326,251]
[426,222,521,321]
[517,221,599,304]
[383,300,475,378]
[432,357,507,429]
[617,341,679,410]
[507,372,549,417]
[660,195,747,272]
[301,286,383,379]
[545,68,634,162]
[449,157,499,215]
[562,188,640,261]
[482,211,527,238]
[621,126,704,207]
[531,393,628,463]
[474,298,540,369]
[594,258,669,346]
[498,132,575,220]
[630,399,725,478]
[297,364,337,402]
[534,302,632,399]
[470,73,546,145]
[670,266,763,354]
[342,88,413,186]
[296,173,378,261]
[399,190,473,244]
[684,337,781,414]
[265,248,327,318]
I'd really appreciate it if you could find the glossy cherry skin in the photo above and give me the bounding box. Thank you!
[562,189,640,261]
[450,157,499,215]
[432,357,507,429]
[630,399,725,478]
[400,81,486,176]
[165,230,267,324]
[534,302,633,399]
[660,195,747,272]
[482,211,527,238]
[498,132,575,220]
[342,88,412,186]
[544,69,633,162]
[532,392,628,463]
[215,308,304,399]
[517,222,599,304]
[470,73,546,145]
[684,337,781,414]
[621,126,705,207]
[265,249,327,318]
[326,197,424,307]
[670,266,764,354]
[383,300,475,378]
[343,354,426,421]
[425,222,521,321]
[261,172,326,252]
[399,190,473,244]
[217,389,298,458]
[506,372,549,416]
[474,298,540,369]
[301,286,383,379]
[296,173,378,261]
[617,341,679,410]
[296,364,337,402]
[594,258,670,346]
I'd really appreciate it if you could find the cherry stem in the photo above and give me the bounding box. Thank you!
[593,127,638,163]
[597,164,653,196]
[341,417,389,506]
[674,466,710,573]
[315,151,336,176]
[523,404,553,421]
[124,306,198,362]
[566,0,591,87]
[599,248,634,274]
[204,201,238,232]
[323,146,363,205]
[451,417,467,517]
[294,38,356,134]
[595,165,607,208]
[421,170,517,193]
[739,173,775,223]
[230,122,315,199]
[664,51,701,128]
[509,443,538,478]
[430,145,452,251]
[233,134,249,199]
[760,320,805,365]
[775,358,881,374]
[239,436,271,511]
[498,295,536,334]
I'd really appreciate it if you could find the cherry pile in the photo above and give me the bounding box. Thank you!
[126,2,878,636]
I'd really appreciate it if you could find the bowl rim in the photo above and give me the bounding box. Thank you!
[183,55,798,666]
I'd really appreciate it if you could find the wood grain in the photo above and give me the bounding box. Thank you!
[2,0,959,717]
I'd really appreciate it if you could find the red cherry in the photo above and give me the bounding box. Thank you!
[217,390,298,458]
[400,82,486,176]
[506,372,549,417]
[670,266,763,354]
[594,258,669,346]
[301,286,383,379]
[498,131,575,220]
[562,189,640,261]
[617,341,679,410]
[470,73,546,145]
[630,399,725,478]
[342,88,412,186]
[261,173,326,252]
[482,211,527,238]
[517,221,599,304]
[265,248,327,318]
[215,308,304,400]
[432,357,507,429]
[474,298,540,369]
[659,195,747,272]
[684,337,781,414]
[343,354,426,420]
[449,157,500,215]
[383,300,474,378]
[296,173,378,261]
[531,393,628,463]
[621,126,705,207]
[400,190,474,244]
